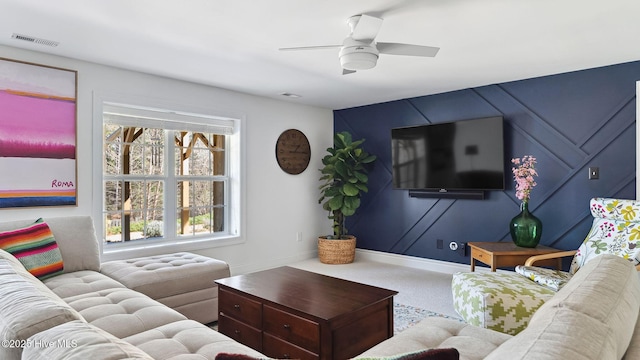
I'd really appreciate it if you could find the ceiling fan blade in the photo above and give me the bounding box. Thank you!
[279,45,341,51]
[377,42,440,57]
[351,14,383,42]
[342,69,356,75]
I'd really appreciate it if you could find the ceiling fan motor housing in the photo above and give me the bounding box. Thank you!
[339,44,379,70]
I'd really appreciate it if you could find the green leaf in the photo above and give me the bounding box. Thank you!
[344,196,360,210]
[324,186,341,197]
[335,161,349,178]
[361,155,376,163]
[342,207,356,216]
[342,183,359,196]
[320,164,334,174]
[355,183,369,192]
[335,132,350,148]
[354,171,368,183]
[351,139,365,148]
[328,195,343,211]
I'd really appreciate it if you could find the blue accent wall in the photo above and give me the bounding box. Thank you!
[334,61,639,267]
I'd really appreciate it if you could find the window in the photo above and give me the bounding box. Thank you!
[101,103,241,250]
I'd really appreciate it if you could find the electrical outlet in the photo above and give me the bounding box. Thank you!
[457,242,467,257]
[296,231,302,242]
[437,239,443,249]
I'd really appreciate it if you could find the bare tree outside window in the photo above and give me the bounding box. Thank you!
[103,124,228,244]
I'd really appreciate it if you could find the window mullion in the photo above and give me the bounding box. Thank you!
[165,130,177,239]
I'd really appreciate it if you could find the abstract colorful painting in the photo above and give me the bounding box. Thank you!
[0,58,77,208]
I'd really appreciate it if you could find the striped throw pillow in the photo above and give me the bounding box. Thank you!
[0,218,64,279]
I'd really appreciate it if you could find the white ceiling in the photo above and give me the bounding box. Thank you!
[1,0,639,110]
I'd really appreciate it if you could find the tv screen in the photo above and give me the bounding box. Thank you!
[391,116,505,191]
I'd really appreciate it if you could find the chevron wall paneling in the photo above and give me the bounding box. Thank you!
[333,60,639,267]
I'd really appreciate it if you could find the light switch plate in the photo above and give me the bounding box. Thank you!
[589,167,599,180]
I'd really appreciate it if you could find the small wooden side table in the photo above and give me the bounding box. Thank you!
[468,242,563,272]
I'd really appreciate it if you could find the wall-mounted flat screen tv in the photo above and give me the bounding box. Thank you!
[391,116,505,191]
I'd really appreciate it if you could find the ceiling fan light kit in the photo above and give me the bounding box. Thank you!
[339,45,379,70]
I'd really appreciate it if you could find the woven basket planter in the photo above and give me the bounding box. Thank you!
[317,235,356,264]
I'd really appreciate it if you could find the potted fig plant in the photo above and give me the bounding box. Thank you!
[318,131,376,264]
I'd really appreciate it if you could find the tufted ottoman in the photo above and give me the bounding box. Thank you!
[451,271,555,335]
[100,252,229,324]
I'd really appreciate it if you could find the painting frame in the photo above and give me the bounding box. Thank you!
[0,57,78,208]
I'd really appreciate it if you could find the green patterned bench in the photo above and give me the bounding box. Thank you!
[451,271,554,335]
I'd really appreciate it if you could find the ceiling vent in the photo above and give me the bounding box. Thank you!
[11,33,59,47]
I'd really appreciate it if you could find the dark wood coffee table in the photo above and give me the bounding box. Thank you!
[215,266,398,360]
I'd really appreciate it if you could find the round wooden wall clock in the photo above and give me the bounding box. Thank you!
[276,129,311,175]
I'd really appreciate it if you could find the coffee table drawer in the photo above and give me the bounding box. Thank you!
[219,288,262,328]
[263,333,318,360]
[263,304,319,353]
[218,313,262,350]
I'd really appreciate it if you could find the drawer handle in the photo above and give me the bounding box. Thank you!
[282,354,290,359]
[234,304,240,309]
[283,324,291,330]
[234,330,241,335]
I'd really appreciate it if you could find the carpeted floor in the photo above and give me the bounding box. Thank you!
[393,302,463,334]
[290,258,460,318]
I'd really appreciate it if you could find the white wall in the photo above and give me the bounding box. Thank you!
[0,45,333,274]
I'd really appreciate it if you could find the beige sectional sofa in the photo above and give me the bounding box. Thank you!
[357,254,640,360]
[0,216,264,360]
[4,215,640,360]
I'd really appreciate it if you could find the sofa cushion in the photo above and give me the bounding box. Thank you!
[44,270,126,299]
[100,252,229,300]
[623,308,640,359]
[59,286,188,339]
[22,320,154,360]
[0,216,100,272]
[100,252,230,323]
[124,319,266,360]
[355,317,511,360]
[485,306,617,360]
[486,254,640,360]
[0,259,83,359]
[0,218,64,280]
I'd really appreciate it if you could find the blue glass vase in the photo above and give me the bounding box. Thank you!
[509,202,542,248]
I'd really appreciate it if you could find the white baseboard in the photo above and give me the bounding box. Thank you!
[232,249,499,276]
[230,250,318,275]
[355,249,498,274]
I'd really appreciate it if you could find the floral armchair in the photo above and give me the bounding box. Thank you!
[518,197,640,290]
[452,197,640,335]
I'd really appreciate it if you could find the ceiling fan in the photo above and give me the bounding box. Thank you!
[279,14,439,75]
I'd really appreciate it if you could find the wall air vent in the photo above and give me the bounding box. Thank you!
[11,33,59,47]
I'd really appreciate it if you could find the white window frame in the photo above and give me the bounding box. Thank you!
[93,93,245,260]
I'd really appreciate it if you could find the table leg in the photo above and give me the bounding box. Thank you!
[470,257,476,272]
